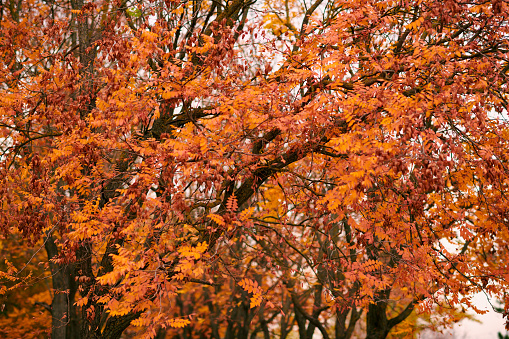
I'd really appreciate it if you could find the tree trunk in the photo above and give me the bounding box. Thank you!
[365,290,416,339]
[365,301,390,339]
[45,236,80,339]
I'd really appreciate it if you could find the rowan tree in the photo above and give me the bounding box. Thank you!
[1,0,509,338]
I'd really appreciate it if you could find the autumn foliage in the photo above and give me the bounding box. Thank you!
[1,0,509,338]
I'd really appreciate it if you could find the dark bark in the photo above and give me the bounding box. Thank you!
[335,305,363,339]
[224,289,251,339]
[204,288,221,339]
[45,236,80,339]
[305,284,323,338]
[365,289,416,339]
[365,299,390,339]
[102,312,143,339]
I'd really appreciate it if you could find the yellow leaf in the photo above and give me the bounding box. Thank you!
[207,213,225,226]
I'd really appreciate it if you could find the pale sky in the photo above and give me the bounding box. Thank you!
[454,293,507,339]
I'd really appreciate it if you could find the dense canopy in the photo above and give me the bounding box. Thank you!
[1,0,509,338]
